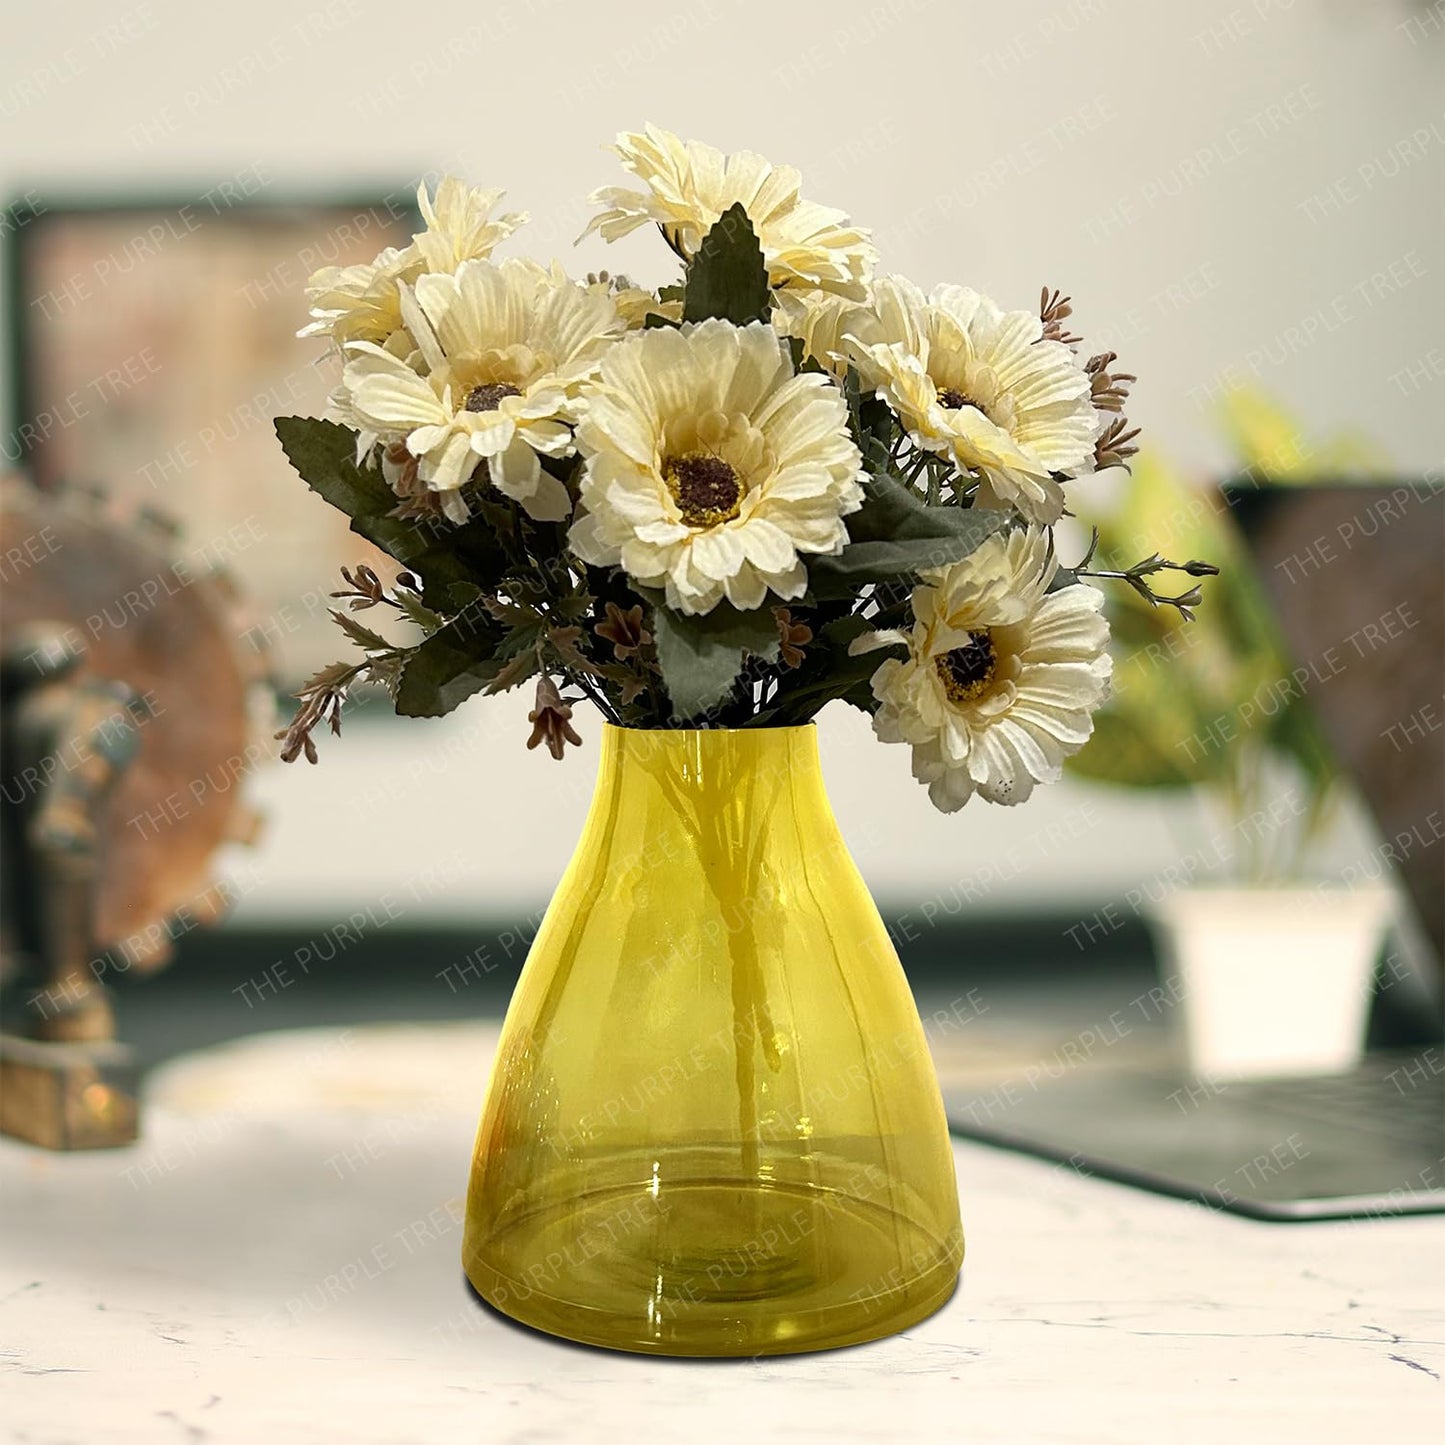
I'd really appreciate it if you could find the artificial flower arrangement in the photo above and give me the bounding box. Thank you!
[274,124,1215,812]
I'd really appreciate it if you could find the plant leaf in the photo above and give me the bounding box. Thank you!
[485,647,542,697]
[1066,451,1296,794]
[394,588,447,636]
[651,602,780,721]
[1270,690,1339,798]
[809,474,1012,597]
[394,606,506,718]
[1066,703,1220,789]
[447,580,485,610]
[682,203,770,327]
[843,367,893,473]
[330,609,393,653]
[753,614,896,725]
[275,417,508,610]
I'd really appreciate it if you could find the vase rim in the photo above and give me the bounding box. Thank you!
[1142,884,1396,921]
[1143,882,1395,898]
[600,722,817,737]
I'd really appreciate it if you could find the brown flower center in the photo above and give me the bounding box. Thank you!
[937,387,982,412]
[465,382,522,413]
[935,631,997,704]
[664,453,742,528]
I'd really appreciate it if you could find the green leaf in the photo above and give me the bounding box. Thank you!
[842,368,893,473]
[1067,451,1304,798]
[394,588,447,636]
[394,606,506,718]
[485,647,542,697]
[1066,706,1214,789]
[473,606,559,697]
[447,580,485,610]
[274,417,507,610]
[682,203,770,326]
[330,609,393,653]
[809,474,1012,597]
[490,613,546,667]
[1270,692,1339,797]
[753,614,895,726]
[651,602,780,722]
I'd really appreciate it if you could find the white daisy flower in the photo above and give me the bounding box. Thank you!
[409,176,527,273]
[338,257,623,523]
[861,528,1112,811]
[848,278,1101,523]
[300,245,417,351]
[581,125,877,299]
[772,288,868,380]
[584,275,684,331]
[301,177,528,349]
[569,320,865,615]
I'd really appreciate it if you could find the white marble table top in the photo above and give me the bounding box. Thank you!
[3,1023,1441,1444]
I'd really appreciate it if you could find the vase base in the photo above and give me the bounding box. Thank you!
[464,1175,963,1357]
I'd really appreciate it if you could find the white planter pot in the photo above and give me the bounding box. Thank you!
[1146,887,1395,1080]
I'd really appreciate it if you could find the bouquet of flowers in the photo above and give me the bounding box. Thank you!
[275,125,1213,811]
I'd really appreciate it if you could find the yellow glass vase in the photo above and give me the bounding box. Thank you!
[463,724,963,1355]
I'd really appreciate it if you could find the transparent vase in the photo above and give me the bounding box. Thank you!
[463,723,963,1355]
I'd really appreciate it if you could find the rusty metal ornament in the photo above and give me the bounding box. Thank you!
[1,473,273,973]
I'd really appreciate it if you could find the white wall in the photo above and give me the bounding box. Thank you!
[3,0,1438,919]
[5,0,1441,473]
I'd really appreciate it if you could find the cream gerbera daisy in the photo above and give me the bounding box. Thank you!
[410,176,527,273]
[585,274,684,331]
[301,245,416,352]
[848,279,1100,524]
[338,257,623,523]
[301,177,528,349]
[772,288,867,379]
[582,125,876,299]
[861,528,1111,811]
[569,320,864,615]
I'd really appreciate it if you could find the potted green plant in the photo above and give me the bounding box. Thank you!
[1067,394,1393,1078]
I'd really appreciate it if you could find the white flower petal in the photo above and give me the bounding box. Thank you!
[689,526,746,580]
[490,436,541,499]
[519,469,572,522]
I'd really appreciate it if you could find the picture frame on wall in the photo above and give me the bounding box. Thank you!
[3,179,421,682]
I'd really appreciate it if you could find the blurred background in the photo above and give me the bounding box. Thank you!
[1,0,1441,1077]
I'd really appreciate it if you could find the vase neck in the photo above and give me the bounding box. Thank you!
[596,723,826,805]
[581,725,838,887]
